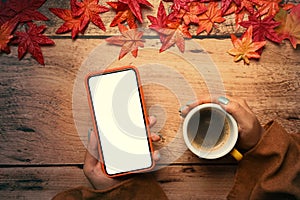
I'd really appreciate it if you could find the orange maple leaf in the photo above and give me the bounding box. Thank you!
[178,2,207,25]
[0,19,17,53]
[197,2,225,34]
[228,26,266,64]
[157,22,192,53]
[275,5,300,49]
[105,24,144,59]
[107,1,137,29]
[255,0,281,17]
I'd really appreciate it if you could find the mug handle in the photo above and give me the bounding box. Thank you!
[230,148,243,161]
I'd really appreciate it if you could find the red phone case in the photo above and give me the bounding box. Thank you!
[85,66,154,178]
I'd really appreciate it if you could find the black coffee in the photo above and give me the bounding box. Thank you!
[188,108,230,151]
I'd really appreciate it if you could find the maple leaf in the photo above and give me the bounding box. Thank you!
[240,15,281,43]
[221,0,241,15]
[156,21,192,53]
[148,1,191,52]
[105,24,145,59]
[13,23,55,65]
[178,2,207,25]
[119,0,153,23]
[164,0,194,12]
[49,8,83,39]
[255,0,281,17]
[0,19,18,53]
[0,1,14,25]
[5,0,48,23]
[107,1,137,29]
[197,2,225,34]
[72,0,109,32]
[275,5,300,49]
[147,1,168,42]
[228,26,266,64]
[237,0,260,14]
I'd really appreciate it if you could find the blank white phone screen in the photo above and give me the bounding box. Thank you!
[88,69,152,175]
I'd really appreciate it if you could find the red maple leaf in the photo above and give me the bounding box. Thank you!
[275,5,300,49]
[49,8,83,39]
[119,0,153,23]
[72,0,109,32]
[228,25,266,64]
[0,1,15,25]
[0,19,18,53]
[237,0,260,14]
[147,1,168,36]
[178,2,207,25]
[255,0,281,17]
[4,0,48,23]
[221,0,241,15]
[105,24,145,59]
[197,2,225,34]
[107,1,137,29]
[13,23,55,65]
[240,15,281,43]
[164,0,194,12]
[157,22,191,53]
[148,1,191,52]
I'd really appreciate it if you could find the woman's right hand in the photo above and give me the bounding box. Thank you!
[179,96,264,151]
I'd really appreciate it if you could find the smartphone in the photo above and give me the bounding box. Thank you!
[85,66,154,177]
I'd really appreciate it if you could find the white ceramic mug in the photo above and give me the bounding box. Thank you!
[183,103,242,160]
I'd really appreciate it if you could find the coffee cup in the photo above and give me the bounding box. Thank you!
[182,103,242,160]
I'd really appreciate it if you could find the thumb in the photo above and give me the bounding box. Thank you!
[85,129,99,167]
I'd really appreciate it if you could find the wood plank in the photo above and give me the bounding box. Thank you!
[0,38,299,165]
[0,165,236,200]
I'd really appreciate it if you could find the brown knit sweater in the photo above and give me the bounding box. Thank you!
[53,121,300,200]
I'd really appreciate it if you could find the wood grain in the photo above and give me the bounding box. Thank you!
[0,165,236,200]
[1,38,299,166]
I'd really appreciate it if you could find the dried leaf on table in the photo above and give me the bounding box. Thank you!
[275,5,300,49]
[49,8,83,39]
[0,19,18,53]
[221,0,241,15]
[197,2,225,34]
[119,0,153,23]
[228,25,266,64]
[107,1,137,29]
[237,0,260,14]
[240,15,281,43]
[177,2,207,25]
[13,23,55,65]
[147,1,168,42]
[0,1,14,26]
[163,0,189,12]
[71,0,109,32]
[105,24,145,59]
[255,0,281,17]
[1,0,48,23]
[148,1,191,53]
[156,22,191,53]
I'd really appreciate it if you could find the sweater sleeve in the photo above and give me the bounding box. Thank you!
[227,121,300,200]
[52,173,168,200]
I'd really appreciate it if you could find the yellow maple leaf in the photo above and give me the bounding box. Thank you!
[228,26,266,64]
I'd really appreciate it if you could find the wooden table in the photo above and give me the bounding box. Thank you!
[0,1,299,199]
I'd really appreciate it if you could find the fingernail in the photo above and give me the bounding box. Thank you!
[156,152,160,160]
[157,132,163,139]
[186,100,196,106]
[88,128,93,141]
[179,105,188,113]
[218,96,230,105]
